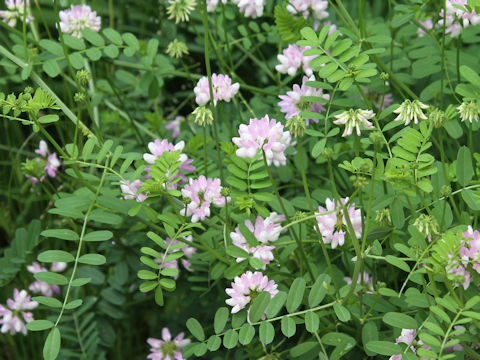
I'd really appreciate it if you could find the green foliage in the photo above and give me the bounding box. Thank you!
[274,6,310,42]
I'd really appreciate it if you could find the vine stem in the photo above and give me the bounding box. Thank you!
[297,140,339,293]
[261,149,314,280]
[201,0,224,183]
[54,158,109,327]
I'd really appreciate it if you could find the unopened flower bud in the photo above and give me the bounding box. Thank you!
[221,187,230,197]
[375,208,392,226]
[76,70,91,86]
[324,147,334,159]
[351,175,368,189]
[369,131,383,145]
[428,107,446,128]
[380,72,389,81]
[24,86,34,94]
[74,92,86,103]
[166,39,189,59]
[285,115,306,138]
[440,185,452,198]
[192,106,213,126]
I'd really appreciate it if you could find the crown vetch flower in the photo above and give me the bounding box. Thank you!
[278,76,329,126]
[225,271,278,314]
[315,197,362,249]
[0,0,34,27]
[165,116,184,139]
[438,0,480,38]
[157,236,197,277]
[393,99,429,126]
[275,44,315,77]
[143,139,195,187]
[24,141,61,183]
[230,213,285,267]
[417,19,433,37]
[181,176,230,223]
[59,4,101,38]
[120,180,148,202]
[344,271,374,294]
[194,73,240,106]
[287,0,329,19]
[0,289,38,335]
[206,0,227,12]
[231,0,265,18]
[27,262,62,297]
[457,101,480,123]
[233,115,293,167]
[147,327,190,360]
[333,109,375,137]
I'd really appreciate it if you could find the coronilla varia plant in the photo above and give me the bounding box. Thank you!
[1,0,480,359]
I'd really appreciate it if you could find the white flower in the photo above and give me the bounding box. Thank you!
[393,99,429,125]
[457,101,479,123]
[333,109,375,137]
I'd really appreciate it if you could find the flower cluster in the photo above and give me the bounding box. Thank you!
[230,213,285,267]
[457,101,480,123]
[286,0,329,20]
[275,44,315,77]
[447,226,480,289]
[143,138,195,188]
[233,115,293,166]
[24,140,61,184]
[344,271,374,294]
[389,329,434,360]
[231,0,265,18]
[393,99,429,126]
[333,109,375,137]
[27,261,66,297]
[157,236,197,277]
[120,180,148,202]
[0,0,33,27]
[417,19,433,37]
[278,76,329,126]
[225,271,278,314]
[315,197,362,249]
[0,289,38,335]
[147,327,190,360]
[194,73,240,106]
[439,0,480,37]
[59,4,101,38]
[181,176,230,222]
[167,0,196,24]
[206,0,226,12]
[165,116,184,139]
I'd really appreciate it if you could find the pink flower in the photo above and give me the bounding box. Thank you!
[0,0,34,27]
[315,197,362,249]
[147,327,190,360]
[194,73,240,106]
[230,213,285,267]
[25,141,61,182]
[143,139,195,187]
[157,236,197,278]
[206,0,227,12]
[27,262,66,297]
[275,44,315,77]
[59,4,101,38]
[417,19,433,37]
[120,180,148,202]
[231,0,265,18]
[438,0,480,37]
[0,289,38,335]
[45,153,61,178]
[165,116,184,139]
[287,0,329,19]
[35,140,48,157]
[181,176,230,223]
[344,271,374,294]
[225,271,278,314]
[278,76,329,126]
[232,115,293,167]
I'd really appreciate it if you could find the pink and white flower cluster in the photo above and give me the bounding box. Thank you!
[147,327,190,360]
[225,271,278,314]
[344,271,374,294]
[59,4,101,38]
[157,236,197,277]
[278,76,329,126]
[389,329,434,360]
[231,0,265,18]
[120,180,148,202]
[275,44,315,77]
[181,176,230,223]
[25,140,61,184]
[194,73,240,106]
[447,226,480,289]
[0,289,38,335]
[230,213,285,267]
[315,197,362,249]
[206,0,227,12]
[143,138,195,188]
[439,0,480,37]
[165,116,184,139]
[27,261,67,297]
[287,0,329,20]
[0,0,34,27]
[233,115,293,167]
